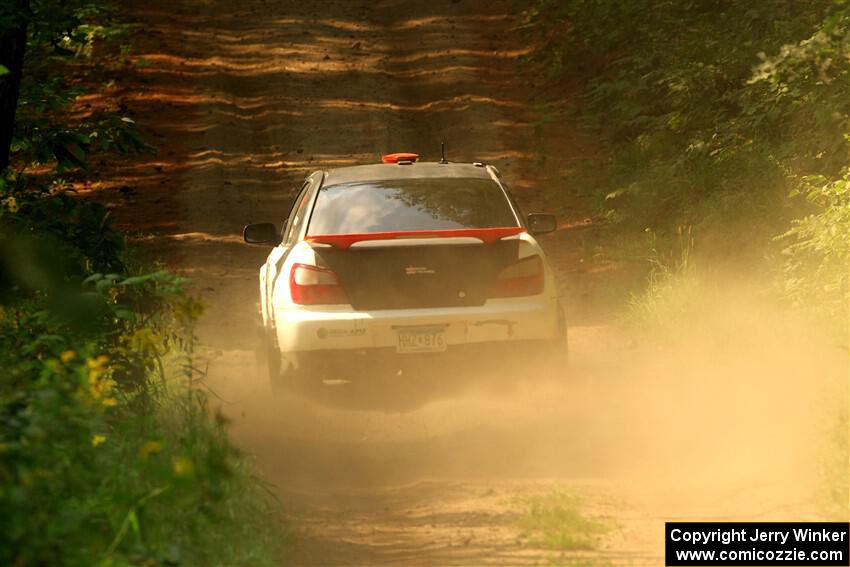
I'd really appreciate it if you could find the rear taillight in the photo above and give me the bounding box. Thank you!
[290,263,349,305]
[489,255,544,298]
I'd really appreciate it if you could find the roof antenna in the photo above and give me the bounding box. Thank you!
[439,141,448,164]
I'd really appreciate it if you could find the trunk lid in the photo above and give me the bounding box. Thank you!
[315,239,519,310]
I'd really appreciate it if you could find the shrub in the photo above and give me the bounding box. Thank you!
[0,257,283,566]
[0,170,281,567]
[777,168,850,335]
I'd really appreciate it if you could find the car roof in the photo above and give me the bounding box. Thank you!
[322,161,494,187]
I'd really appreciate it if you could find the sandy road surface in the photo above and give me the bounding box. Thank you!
[109,0,848,565]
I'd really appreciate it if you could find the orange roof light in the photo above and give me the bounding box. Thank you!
[381,152,419,164]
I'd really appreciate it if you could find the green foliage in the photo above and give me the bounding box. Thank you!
[4,0,152,172]
[0,222,282,565]
[13,113,151,172]
[0,3,282,561]
[776,168,850,331]
[0,174,126,282]
[527,0,847,229]
[516,492,609,551]
[0,0,282,556]
[523,0,850,331]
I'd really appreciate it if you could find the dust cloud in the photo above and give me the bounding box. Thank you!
[203,280,847,542]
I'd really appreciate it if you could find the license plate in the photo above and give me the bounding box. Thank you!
[396,327,447,354]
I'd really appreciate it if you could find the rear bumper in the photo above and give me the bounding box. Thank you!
[274,298,560,354]
[286,338,560,376]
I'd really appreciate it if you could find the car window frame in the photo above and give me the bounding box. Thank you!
[301,171,324,239]
[486,168,524,228]
[282,180,311,245]
[290,171,325,244]
[502,185,527,229]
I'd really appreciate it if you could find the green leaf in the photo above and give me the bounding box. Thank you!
[119,275,152,287]
[113,309,135,321]
[95,278,113,293]
[0,65,9,76]
[128,510,140,535]
[83,273,104,285]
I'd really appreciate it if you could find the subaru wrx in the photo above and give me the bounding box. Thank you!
[243,153,566,388]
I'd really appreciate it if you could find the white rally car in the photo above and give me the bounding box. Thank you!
[243,153,566,387]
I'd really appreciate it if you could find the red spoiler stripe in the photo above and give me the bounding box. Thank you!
[306,227,525,250]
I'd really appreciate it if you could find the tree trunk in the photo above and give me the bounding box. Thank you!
[0,0,29,172]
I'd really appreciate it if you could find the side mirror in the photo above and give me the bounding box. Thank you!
[527,213,557,235]
[243,223,280,245]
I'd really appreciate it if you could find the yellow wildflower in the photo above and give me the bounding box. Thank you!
[87,355,117,407]
[88,374,117,400]
[139,440,162,459]
[91,434,106,447]
[3,196,18,213]
[87,354,109,374]
[172,457,194,478]
[127,327,163,356]
[60,350,76,363]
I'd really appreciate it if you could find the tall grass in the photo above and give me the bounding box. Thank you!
[624,226,702,337]
[515,492,609,551]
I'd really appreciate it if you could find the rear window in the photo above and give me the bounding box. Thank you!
[306,178,518,235]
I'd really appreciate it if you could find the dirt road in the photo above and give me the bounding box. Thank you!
[108,0,847,565]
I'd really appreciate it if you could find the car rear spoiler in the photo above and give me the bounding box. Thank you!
[305,227,525,250]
